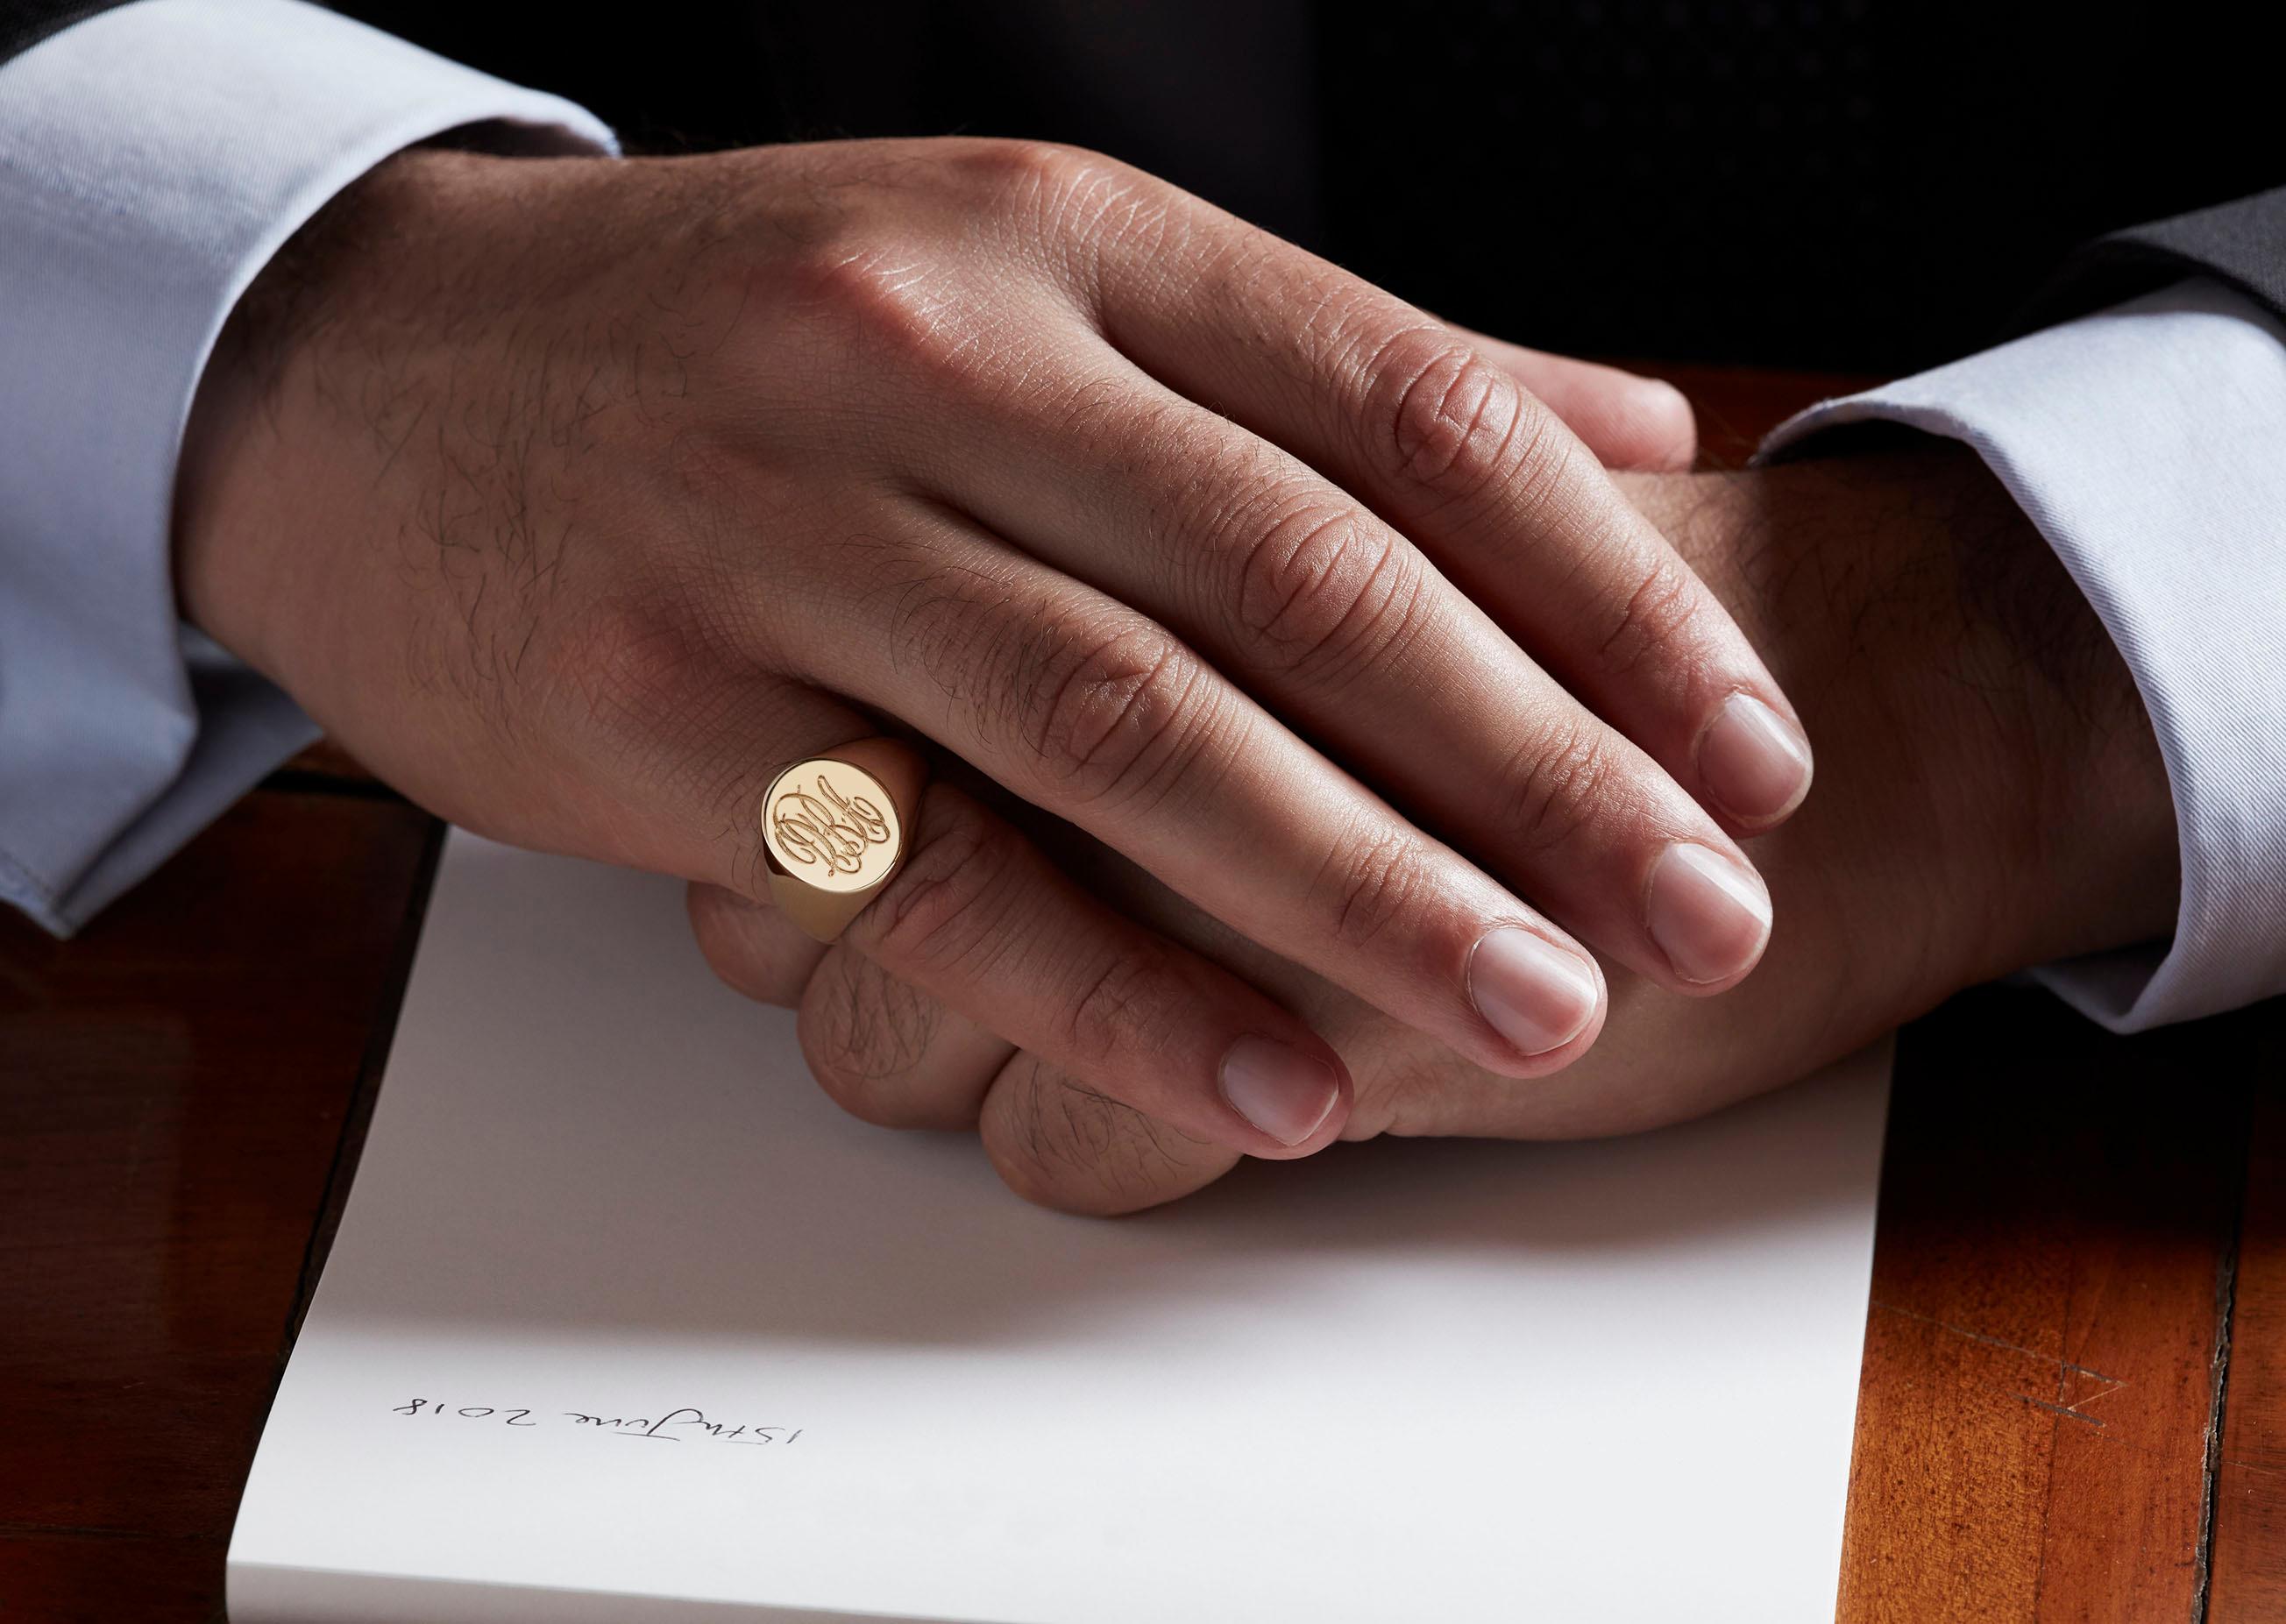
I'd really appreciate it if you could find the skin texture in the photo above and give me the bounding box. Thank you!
[689,441,2182,1213]
[174,138,1814,1173]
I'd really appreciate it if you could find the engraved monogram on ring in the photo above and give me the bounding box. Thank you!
[761,760,905,895]
[772,775,889,876]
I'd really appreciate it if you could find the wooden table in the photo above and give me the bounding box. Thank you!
[3,369,2280,1622]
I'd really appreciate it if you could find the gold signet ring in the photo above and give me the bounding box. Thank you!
[758,737,928,941]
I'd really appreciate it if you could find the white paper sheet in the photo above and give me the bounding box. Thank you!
[227,833,1887,1623]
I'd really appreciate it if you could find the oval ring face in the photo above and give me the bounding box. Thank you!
[760,759,905,895]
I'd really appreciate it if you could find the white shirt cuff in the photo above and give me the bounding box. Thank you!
[1761,279,2286,1032]
[0,0,614,933]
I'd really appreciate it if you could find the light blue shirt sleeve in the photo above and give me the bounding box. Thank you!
[0,0,614,934]
[1762,279,2286,1032]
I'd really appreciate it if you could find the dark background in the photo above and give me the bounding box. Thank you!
[330,0,2273,371]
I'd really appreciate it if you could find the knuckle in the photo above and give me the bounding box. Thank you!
[685,886,806,1007]
[784,238,955,371]
[1056,949,1171,1069]
[1316,822,1436,951]
[550,575,811,825]
[982,1055,1121,1212]
[983,1054,1215,1217]
[950,138,1097,196]
[880,553,1029,703]
[1595,551,1704,677]
[1376,332,1547,508]
[948,138,1162,267]
[1500,716,1621,857]
[863,796,1026,976]
[796,952,945,1128]
[980,1117,1062,1212]
[684,882,745,967]
[1021,621,1220,812]
[1231,503,1433,685]
[553,583,735,749]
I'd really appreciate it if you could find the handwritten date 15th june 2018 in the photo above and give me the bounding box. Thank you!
[391,1399,803,1446]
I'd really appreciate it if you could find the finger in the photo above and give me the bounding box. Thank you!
[686,881,827,1006]
[715,871,1241,1212]
[624,680,1356,1147]
[798,940,1015,1131]
[835,778,1357,1156]
[979,1049,1242,1216]
[688,879,1016,1128]
[1440,323,1697,473]
[783,505,1618,1072]
[915,351,1775,997]
[1088,190,1815,835]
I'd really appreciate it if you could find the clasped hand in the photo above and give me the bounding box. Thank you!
[179,138,1841,1197]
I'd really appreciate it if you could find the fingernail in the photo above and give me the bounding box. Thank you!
[1695,692,1814,825]
[1466,925,1601,1058]
[1646,843,1773,985]
[1219,1035,1340,1146]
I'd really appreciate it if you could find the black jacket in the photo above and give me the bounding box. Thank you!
[4,0,2280,370]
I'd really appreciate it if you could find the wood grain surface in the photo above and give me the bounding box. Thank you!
[0,791,437,1619]
[2209,1083,2286,1622]
[1838,992,2271,1622]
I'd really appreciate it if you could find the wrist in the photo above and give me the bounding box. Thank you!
[1622,445,2178,996]
[173,263,280,676]
[171,146,543,697]
[1861,442,2179,970]
[170,154,415,686]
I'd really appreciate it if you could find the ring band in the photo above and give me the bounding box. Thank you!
[759,737,929,941]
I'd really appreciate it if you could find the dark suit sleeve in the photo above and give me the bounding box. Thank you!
[2019,189,2286,331]
[0,0,131,65]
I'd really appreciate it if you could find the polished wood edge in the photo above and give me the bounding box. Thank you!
[2204,1025,2286,1621]
[221,816,445,1530]
[1835,989,2265,1621]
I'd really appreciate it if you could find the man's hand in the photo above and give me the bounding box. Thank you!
[174,138,1813,1167]
[690,442,2180,1211]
